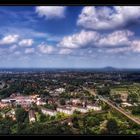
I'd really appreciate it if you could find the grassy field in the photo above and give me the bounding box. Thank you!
[110,84,140,95]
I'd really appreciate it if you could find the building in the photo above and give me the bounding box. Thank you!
[71,99,81,105]
[55,88,65,93]
[5,109,16,120]
[0,102,10,108]
[36,98,46,106]
[1,95,36,108]
[120,93,128,102]
[41,107,57,116]
[29,110,36,123]
[86,104,102,111]
[57,107,73,115]
[121,102,133,107]
[72,106,88,113]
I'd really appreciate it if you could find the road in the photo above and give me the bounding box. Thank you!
[84,87,140,126]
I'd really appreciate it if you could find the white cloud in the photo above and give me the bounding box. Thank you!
[0,34,19,45]
[25,48,35,54]
[38,43,55,54]
[35,6,66,19]
[59,48,72,55]
[58,30,100,49]
[97,30,134,46]
[77,6,140,30]
[130,40,140,52]
[19,39,34,47]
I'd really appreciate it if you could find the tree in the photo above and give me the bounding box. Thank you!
[0,117,14,134]
[128,93,138,103]
[15,107,28,123]
[97,87,110,96]
[106,118,119,134]
[132,105,140,115]
[72,116,79,128]
[59,98,65,105]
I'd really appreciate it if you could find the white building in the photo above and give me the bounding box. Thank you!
[55,88,65,93]
[121,102,133,107]
[86,105,102,111]
[57,107,73,115]
[72,106,88,113]
[1,98,11,103]
[41,108,57,116]
[71,99,81,105]
[29,110,36,123]
[36,101,46,106]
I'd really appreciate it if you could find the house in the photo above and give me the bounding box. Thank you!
[57,107,73,115]
[29,110,36,123]
[86,104,102,111]
[41,108,57,116]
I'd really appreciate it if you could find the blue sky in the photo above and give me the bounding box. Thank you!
[1,6,140,68]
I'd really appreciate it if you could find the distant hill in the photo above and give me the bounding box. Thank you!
[102,66,118,71]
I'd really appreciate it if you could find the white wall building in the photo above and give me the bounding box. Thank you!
[57,107,73,115]
[29,110,36,123]
[55,88,65,93]
[86,105,102,111]
[72,106,88,113]
[41,108,57,116]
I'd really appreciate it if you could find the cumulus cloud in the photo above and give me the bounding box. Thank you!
[77,6,140,30]
[38,43,55,54]
[57,29,134,50]
[130,40,140,52]
[19,39,34,47]
[97,30,134,46]
[25,48,35,54]
[58,30,100,49]
[35,6,66,19]
[0,34,19,45]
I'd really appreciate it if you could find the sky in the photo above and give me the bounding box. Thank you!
[1,6,140,68]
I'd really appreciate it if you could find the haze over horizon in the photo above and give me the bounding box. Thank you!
[1,6,140,68]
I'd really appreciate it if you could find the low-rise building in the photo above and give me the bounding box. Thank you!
[71,99,81,105]
[29,110,36,123]
[55,88,65,93]
[86,104,102,111]
[41,107,57,116]
[5,109,16,120]
[57,107,73,115]
[120,93,128,102]
[121,102,133,107]
[72,106,88,113]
